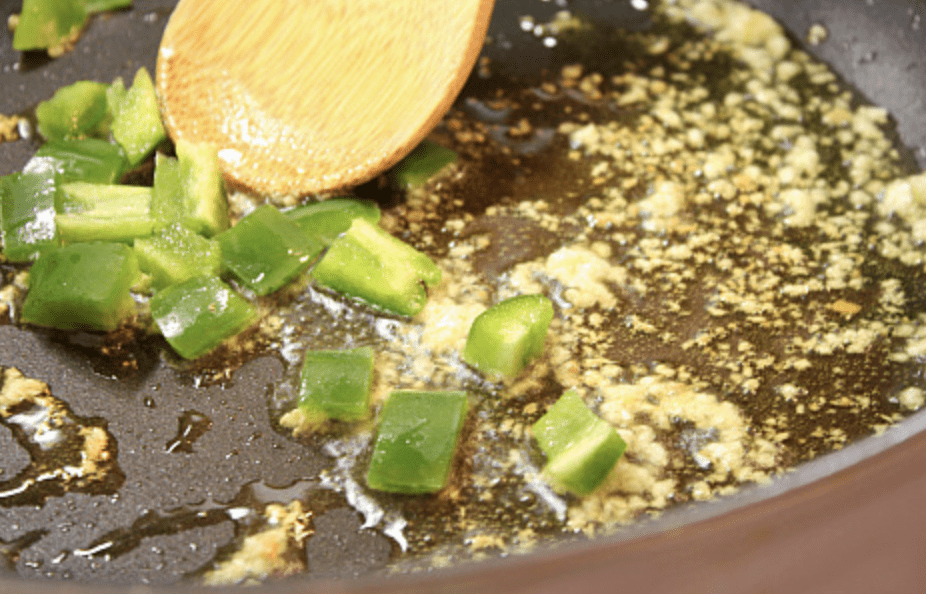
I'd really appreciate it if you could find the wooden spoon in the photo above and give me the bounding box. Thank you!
[156,0,495,196]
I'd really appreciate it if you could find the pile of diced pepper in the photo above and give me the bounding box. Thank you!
[1,66,626,498]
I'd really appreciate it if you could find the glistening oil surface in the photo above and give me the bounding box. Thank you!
[3,0,926,586]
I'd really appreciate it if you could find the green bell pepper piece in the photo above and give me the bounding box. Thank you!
[366,390,469,494]
[217,205,323,296]
[0,171,61,262]
[462,294,554,380]
[21,242,140,331]
[176,140,229,236]
[532,391,627,496]
[106,77,127,122]
[150,152,183,228]
[150,275,258,360]
[298,346,374,422]
[110,68,166,166]
[134,224,221,290]
[25,138,128,184]
[55,182,154,243]
[150,143,229,237]
[391,140,458,188]
[35,80,109,141]
[285,198,380,245]
[12,0,88,52]
[311,218,441,316]
[81,0,131,13]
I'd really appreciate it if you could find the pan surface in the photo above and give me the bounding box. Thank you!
[1,0,926,592]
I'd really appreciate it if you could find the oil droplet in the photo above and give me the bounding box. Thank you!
[72,505,237,560]
[0,531,45,571]
[164,411,213,454]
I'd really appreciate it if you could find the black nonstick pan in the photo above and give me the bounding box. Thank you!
[1,0,926,592]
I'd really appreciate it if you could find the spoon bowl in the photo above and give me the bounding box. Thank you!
[156,0,494,196]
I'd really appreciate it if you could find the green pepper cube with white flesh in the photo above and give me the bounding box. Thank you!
[217,205,324,296]
[298,346,374,422]
[463,294,554,380]
[110,68,166,166]
[134,224,222,290]
[55,182,155,244]
[150,275,258,360]
[532,391,627,496]
[21,242,140,331]
[311,218,441,317]
[0,170,61,262]
[366,390,469,494]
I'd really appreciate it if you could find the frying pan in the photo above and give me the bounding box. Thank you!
[1,0,926,591]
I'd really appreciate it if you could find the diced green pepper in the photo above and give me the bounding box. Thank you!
[462,294,554,380]
[105,77,127,122]
[285,198,380,245]
[298,346,374,422]
[35,80,109,141]
[532,391,626,496]
[25,138,128,184]
[150,275,258,359]
[55,182,154,243]
[366,390,468,494]
[391,140,458,189]
[311,218,441,316]
[0,171,61,262]
[12,0,88,52]
[150,143,228,236]
[150,152,183,228]
[81,0,131,13]
[217,205,323,296]
[176,140,229,236]
[110,68,166,166]
[21,242,140,331]
[134,224,221,290]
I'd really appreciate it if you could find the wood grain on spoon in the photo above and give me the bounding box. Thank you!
[156,0,495,196]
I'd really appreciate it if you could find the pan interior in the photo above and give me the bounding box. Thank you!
[1,0,926,588]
